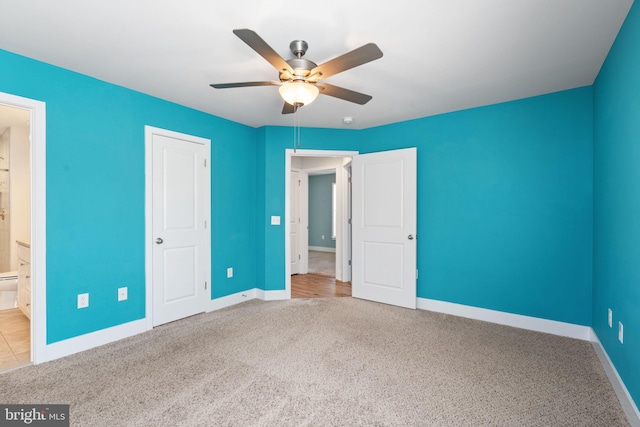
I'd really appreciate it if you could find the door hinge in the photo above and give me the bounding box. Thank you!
[205,281,208,290]
[348,218,352,225]
[298,254,301,260]
[348,260,352,266]
[416,269,419,279]
[204,220,207,229]
[204,159,208,167]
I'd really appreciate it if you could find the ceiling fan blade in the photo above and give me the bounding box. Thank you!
[233,29,293,74]
[309,43,383,80]
[210,81,279,89]
[282,102,296,114]
[317,83,373,105]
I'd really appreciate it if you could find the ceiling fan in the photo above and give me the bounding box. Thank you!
[210,29,383,114]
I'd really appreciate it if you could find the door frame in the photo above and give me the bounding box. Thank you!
[285,149,357,298]
[144,126,211,329]
[0,92,46,364]
[289,168,309,275]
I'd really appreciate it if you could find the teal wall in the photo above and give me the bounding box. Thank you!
[257,89,593,327]
[0,49,258,343]
[593,1,640,406]
[359,88,594,326]
[308,174,336,249]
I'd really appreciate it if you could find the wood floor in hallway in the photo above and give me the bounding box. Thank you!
[291,273,352,298]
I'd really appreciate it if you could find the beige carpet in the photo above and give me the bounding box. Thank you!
[0,298,630,426]
[308,250,335,276]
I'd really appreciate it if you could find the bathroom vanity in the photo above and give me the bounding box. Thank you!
[17,241,31,319]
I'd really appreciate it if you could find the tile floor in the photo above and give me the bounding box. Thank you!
[0,308,30,372]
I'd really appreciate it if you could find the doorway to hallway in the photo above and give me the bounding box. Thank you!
[286,149,356,299]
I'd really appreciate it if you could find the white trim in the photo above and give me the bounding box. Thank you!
[144,126,212,329]
[309,246,336,253]
[144,127,154,330]
[44,319,148,362]
[285,149,358,299]
[208,288,287,311]
[256,289,288,301]
[0,92,46,365]
[300,171,309,274]
[590,330,640,426]
[208,289,256,312]
[289,168,308,275]
[341,159,352,282]
[417,298,592,340]
[40,287,283,362]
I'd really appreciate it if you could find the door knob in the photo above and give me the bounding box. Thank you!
[408,234,414,240]
[156,238,164,244]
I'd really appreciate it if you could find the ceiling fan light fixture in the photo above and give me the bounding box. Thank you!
[279,81,319,107]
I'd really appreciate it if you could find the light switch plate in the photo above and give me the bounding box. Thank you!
[78,293,89,309]
[118,287,128,302]
[271,216,281,225]
[227,268,233,278]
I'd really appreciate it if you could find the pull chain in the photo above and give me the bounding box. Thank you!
[293,102,303,152]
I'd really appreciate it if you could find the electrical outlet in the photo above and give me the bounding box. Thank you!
[618,322,624,344]
[322,235,325,240]
[227,268,233,278]
[77,293,89,309]
[118,287,128,301]
[608,308,612,328]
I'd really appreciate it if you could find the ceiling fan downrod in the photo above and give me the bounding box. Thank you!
[289,40,308,58]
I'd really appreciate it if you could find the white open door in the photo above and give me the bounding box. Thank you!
[150,129,210,326]
[352,148,417,309]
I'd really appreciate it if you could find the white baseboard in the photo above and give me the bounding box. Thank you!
[208,289,256,311]
[41,288,290,363]
[256,289,288,301]
[309,246,336,253]
[208,288,289,311]
[44,318,148,362]
[417,298,592,340]
[590,331,640,426]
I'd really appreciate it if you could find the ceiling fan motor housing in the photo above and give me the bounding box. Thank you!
[282,58,318,81]
[279,40,320,82]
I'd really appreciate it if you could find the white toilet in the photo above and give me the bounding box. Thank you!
[0,271,18,310]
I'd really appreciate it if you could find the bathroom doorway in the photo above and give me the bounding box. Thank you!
[0,103,31,372]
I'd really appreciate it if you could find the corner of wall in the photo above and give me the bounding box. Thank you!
[590,329,640,426]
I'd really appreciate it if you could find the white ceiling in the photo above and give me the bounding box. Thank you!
[0,0,634,130]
